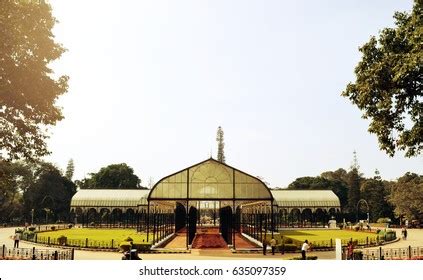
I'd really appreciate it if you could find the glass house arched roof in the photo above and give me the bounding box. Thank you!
[271,190,341,208]
[149,158,273,201]
[70,189,149,208]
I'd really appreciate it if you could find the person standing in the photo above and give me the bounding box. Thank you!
[270,237,277,255]
[13,232,20,248]
[262,237,267,255]
[347,241,354,260]
[301,240,309,260]
[404,228,408,240]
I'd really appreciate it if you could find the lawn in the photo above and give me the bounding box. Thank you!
[36,228,153,245]
[279,229,379,246]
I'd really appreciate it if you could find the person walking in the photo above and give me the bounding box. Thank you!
[301,240,309,260]
[404,228,408,240]
[262,237,267,255]
[13,232,20,248]
[270,237,277,255]
[347,241,354,260]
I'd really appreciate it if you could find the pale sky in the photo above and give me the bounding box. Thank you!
[46,0,422,187]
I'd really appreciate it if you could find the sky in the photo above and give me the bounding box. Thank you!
[46,0,422,188]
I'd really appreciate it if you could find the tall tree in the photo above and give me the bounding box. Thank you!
[216,126,226,163]
[287,175,349,210]
[342,1,422,157]
[65,159,75,180]
[388,172,423,221]
[360,170,394,222]
[0,1,69,161]
[82,163,142,189]
[23,162,76,223]
[346,151,362,214]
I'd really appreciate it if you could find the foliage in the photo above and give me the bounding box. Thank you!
[282,244,298,252]
[0,161,28,223]
[216,126,226,163]
[65,159,75,181]
[0,0,68,161]
[345,151,362,214]
[342,1,422,157]
[360,177,394,222]
[23,162,77,223]
[290,256,318,260]
[79,163,142,189]
[388,172,423,220]
[287,173,349,210]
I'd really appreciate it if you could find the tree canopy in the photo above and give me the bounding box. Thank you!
[342,1,422,157]
[80,163,143,189]
[0,1,68,161]
[388,172,423,221]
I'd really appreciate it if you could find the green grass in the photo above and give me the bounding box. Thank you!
[37,228,153,245]
[280,229,379,246]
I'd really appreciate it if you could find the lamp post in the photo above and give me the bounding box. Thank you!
[44,208,50,224]
[31,209,34,225]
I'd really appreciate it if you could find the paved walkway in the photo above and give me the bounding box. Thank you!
[2,227,422,260]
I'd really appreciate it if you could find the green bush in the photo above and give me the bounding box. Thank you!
[57,235,67,245]
[283,244,298,252]
[68,223,74,229]
[119,241,132,252]
[353,250,363,260]
[15,228,24,234]
[290,256,318,260]
[376,218,391,223]
[22,231,35,240]
[283,237,293,244]
[132,243,151,251]
[50,226,56,231]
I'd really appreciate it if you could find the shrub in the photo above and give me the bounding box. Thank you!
[283,237,293,244]
[28,226,36,232]
[290,256,318,260]
[119,241,132,252]
[132,243,151,251]
[68,223,74,229]
[15,228,23,234]
[22,231,35,240]
[376,229,381,234]
[283,244,298,252]
[354,226,360,231]
[89,222,95,227]
[377,218,391,223]
[50,226,56,231]
[353,250,363,260]
[57,235,67,246]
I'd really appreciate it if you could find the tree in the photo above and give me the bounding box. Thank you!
[346,152,362,214]
[23,162,76,223]
[287,175,349,210]
[216,126,226,163]
[65,159,75,180]
[0,160,27,223]
[0,1,69,161]
[360,171,394,222]
[388,172,423,221]
[342,1,422,157]
[82,163,142,189]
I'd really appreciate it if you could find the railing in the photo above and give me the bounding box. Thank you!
[0,244,74,260]
[363,246,423,260]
